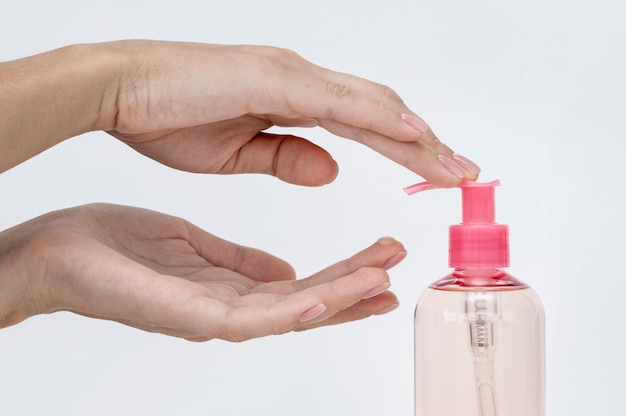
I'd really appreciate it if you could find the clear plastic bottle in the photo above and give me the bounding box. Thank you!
[405,180,545,416]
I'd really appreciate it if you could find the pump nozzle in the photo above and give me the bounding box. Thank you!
[404,179,509,269]
[403,179,501,196]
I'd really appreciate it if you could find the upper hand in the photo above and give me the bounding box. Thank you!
[103,40,479,187]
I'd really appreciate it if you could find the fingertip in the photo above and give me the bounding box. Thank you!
[453,153,481,180]
[274,136,339,186]
[321,157,339,185]
[423,173,464,189]
[438,155,467,180]
[405,124,481,185]
[375,236,406,252]
[401,113,428,134]
[298,303,327,323]
[433,154,482,186]
[361,281,392,300]
[341,237,406,272]
[372,237,408,270]
[373,301,400,316]
[365,291,399,316]
[409,151,480,188]
[382,250,407,270]
[296,291,399,330]
[376,236,397,246]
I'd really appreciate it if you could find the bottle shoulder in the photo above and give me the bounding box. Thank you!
[430,268,529,291]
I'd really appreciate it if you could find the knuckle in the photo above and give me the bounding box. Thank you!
[218,308,248,343]
[256,46,303,71]
[222,324,249,343]
[376,83,403,103]
[325,81,353,99]
[265,45,301,61]
[323,82,356,120]
[269,320,291,336]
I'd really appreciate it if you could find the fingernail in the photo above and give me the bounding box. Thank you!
[401,113,428,133]
[299,304,326,322]
[438,155,466,178]
[453,153,481,176]
[382,251,407,270]
[377,236,396,246]
[373,302,400,316]
[362,282,391,300]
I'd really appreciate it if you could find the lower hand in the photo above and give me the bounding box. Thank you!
[0,204,404,341]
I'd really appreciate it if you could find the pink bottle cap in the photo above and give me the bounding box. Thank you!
[404,180,509,268]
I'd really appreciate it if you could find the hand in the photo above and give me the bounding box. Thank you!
[103,40,480,187]
[0,204,404,341]
[1,40,479,183]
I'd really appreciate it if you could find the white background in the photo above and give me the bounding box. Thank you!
[1,0,624,414]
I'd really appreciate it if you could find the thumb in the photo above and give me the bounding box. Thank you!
[225,133,339,186]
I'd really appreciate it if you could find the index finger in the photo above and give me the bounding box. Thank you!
[286,66,426,143]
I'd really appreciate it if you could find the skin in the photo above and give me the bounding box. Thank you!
[0,40,478,342]
[0,204,405,341]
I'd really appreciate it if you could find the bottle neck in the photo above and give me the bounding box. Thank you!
[430,268,528,290]
[455,268,507,278]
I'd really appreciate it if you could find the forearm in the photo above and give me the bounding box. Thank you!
[0,43,121,172]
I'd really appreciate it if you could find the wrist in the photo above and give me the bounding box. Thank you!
[91,39,170,134]
[0,225,41,328]
[66,42,127,133]
[0,43,126,170]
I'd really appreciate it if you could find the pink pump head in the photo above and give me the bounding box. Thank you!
[404,180,509,268]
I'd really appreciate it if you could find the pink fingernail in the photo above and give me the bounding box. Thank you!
[382,251,407,270]
[373,302,400,316]
[453,153,481,176]
[438,155,466,178]
[299,304,326,322]
[401,114,428,133]
[362,282,391,300]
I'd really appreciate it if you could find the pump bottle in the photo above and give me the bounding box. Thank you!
[405,180,545,416]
